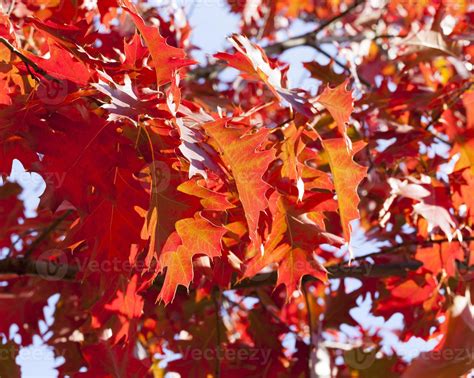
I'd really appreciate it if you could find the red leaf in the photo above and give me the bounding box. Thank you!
[121,0,195,86]
[25,42,90,85]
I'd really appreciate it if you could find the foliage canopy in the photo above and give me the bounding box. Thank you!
[0,0,473,376]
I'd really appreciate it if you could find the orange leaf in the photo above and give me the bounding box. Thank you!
[103,275,144,343]
[276,247,327,297]
[215,35,313,117]
[403,292,474,378]
[323,138,367,242]
[157,216,226,304]
[317,79,354,135]
[205,120,275,245]
[243,193,330,298]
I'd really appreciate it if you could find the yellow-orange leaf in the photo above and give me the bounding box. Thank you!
[157,216,226,304]
[317,79,354,135]
[205,120,275,245]
[323,138,367,242]
[276,248,327,297]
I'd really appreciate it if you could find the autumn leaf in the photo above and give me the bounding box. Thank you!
[68,167,148,266]
[276,247,327,298]
[1,0,473,375]
[178,179,234,211]
[317,79,354,136]
[103,275,144,343]
[81,341,150,377]
[175,107,220,179]
[121,0,195,86]
[138,164,197,268]
[402,30,460,57]
[215,34,313,117]
[157,215,226,304]
[243,193,331,297]
[0,78,12,105]
[122,32,148,70]
[323,138,367,243]
[25,42,90,85]
[403,292,474,378]
[204,119,275,245]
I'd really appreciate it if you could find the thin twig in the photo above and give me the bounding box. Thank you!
[0,258,77,280]
[6,234,472,285]
[232,261,422,290]
[0,37,59,82]
[422,80,474,146]
[351,235,474,262]
[191,0,368,81]
[264,0,366,55]
[23,210,72,258]
[6,0,15,15]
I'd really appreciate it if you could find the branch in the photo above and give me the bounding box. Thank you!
[302,283,315,378]
[0,258,77,280]
[422,80,474,146]
[190,0,368,81]
[353,236,474,262]
[0,257,421,286]
[23,210,72,258]
[212,291,222,378]
[3,235,472,286]
[0,37,59,82]
[232,261,422,290]
[264,0,366,55]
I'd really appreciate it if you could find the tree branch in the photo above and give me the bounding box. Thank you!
[0,258,77,280]
[353,236,474,262]
[212,291,222,378]
[23,210,72,258]
[0,37,59,82]
[190,0,368,81]
[302,283,315,378]
[264,0,366,55]
[422,80,474,146]
[3,236,472,287]
[0,257,421,286]
[231,260,422,290]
